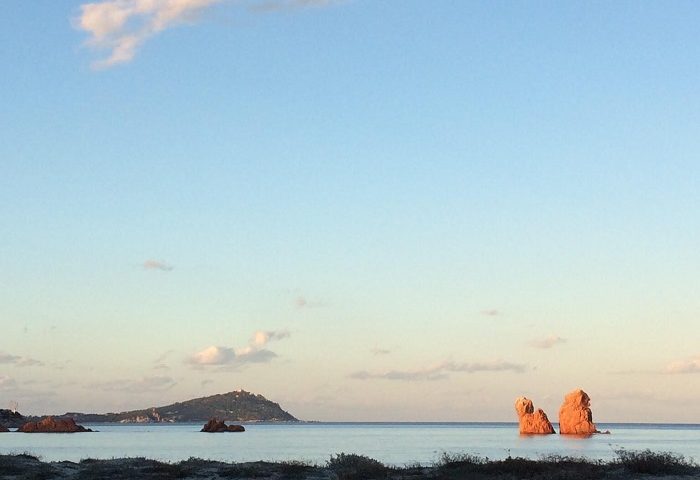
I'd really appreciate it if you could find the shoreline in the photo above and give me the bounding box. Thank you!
[1,450,698,480]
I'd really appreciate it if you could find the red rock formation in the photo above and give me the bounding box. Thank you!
[201,418,245,433]
[18,416,92,433]
[558,389,598,435]
[0,424,8,432]
[514,397,555,434]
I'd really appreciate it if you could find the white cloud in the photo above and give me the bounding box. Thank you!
[76,0,340,68]
[143,259,174,271]
[350,360,526,382]
[664,356,700,374]
[190,345,236,365]
[189,329,290,367]
[529,335,566,349]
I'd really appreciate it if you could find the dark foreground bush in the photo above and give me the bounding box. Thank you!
[328,453,387,479]
[437,453,606,479]
[615,448,698,475]
[278,460,315,478]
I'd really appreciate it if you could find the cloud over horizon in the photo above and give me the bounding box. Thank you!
[664,356,700,374]
[76,0,339,68]
[189,329,290,367]
[529,335,566,349]
[349,360,526,382]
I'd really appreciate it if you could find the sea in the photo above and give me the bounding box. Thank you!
[1,423,699,466]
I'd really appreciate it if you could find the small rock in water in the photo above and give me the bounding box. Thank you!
[201,418,245,433]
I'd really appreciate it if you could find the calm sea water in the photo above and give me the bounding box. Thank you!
[1,423,699,465]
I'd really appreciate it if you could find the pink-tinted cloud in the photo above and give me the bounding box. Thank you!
[350,359,526,382]
[143,259,174,271]
[664,356,700,374]
[76,0,340,68]
[370,347,391,356]
[529,335,566,349]
[188,329,290,367]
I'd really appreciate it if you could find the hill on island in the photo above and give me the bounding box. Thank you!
[0,409,25,428]
[60,390,298,424]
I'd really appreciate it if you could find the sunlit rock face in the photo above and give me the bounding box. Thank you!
[18,417,92,433]
[558,389,598,434]
[514,397,555,434]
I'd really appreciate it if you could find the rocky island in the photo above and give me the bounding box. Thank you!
[18,417,92,433]
[59,390,297,424]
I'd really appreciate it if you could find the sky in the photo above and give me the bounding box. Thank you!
[1,0,700,422]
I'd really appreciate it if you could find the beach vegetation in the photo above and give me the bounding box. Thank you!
[327,452,387,479]
[614,448,698,475]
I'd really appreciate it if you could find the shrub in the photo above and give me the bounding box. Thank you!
[615,448,697,475]
[279,460,314,478]
[327,453,387,479]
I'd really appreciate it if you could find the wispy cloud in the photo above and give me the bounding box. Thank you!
[250,0,337,13]
[480,309,500,317]
[0,352,44,367]
[294,295,325,309]
[75,0,340,69]
[0,353,20,364]
[529,335,566,349]
[143,259,173,271]
[370,347,391,356]
[664,356,700,374]
[350,360,526,382]
[91,375,177,392]
[189,329,290,367]
[0,375,17,389]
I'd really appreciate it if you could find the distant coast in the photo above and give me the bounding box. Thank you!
[0,450,697,480]
[0,390,297,428]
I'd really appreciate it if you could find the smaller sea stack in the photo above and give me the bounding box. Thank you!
[201,418,245,433]
[514,397,555,434]
[18,417,92,433]
[558,389,598,434]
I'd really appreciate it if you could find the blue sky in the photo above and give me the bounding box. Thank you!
[1,0,700,421]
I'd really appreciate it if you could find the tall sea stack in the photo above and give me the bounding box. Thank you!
[514,397,555,434]
[558,389,598,434]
